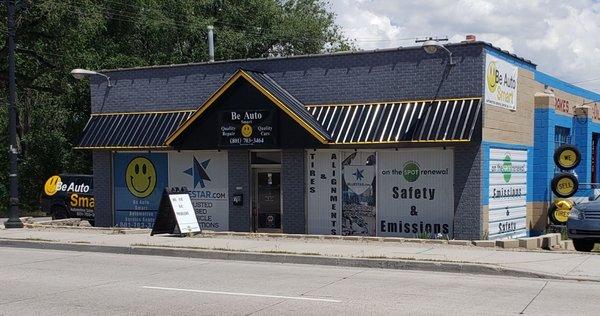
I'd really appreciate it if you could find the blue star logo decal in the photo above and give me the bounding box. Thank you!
[184,157,211,188]
[353,168,364,181]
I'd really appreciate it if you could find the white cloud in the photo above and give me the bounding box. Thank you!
[330,0,600,92]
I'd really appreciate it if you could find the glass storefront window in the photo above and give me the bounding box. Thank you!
[554,126,571,147]
[593,133,599,183]
[554,126,571,174]
[251,151,281,164]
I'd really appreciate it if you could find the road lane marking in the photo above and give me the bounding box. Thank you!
[141,286,341,303]
[520,281,549,314]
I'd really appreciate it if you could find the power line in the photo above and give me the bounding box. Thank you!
[57,5,339,45]
[96,1,428,44]
[65,0,402,44]
[571,76,600,84]
[100,0,337,35]
[15,2,469,60]
[44,1,434,48]
[56,3,201,31]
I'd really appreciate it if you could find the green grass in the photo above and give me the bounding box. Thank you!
[131,243,322,256]
[545,225,569,240]
[131,243,248,252]
[25,237,55,242]
[0,209,46,218]
[0,237,57,242]
[415,232,430,239]
[262,250,320,256]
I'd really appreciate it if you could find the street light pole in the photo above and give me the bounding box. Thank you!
[4,0,23,228]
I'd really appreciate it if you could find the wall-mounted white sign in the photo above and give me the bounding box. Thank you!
[485,54,518,111]
[168,151,229,231]
[341,151,376,236]
[306,150,342,235]
[488,148,528,239]
[377,149,454,238]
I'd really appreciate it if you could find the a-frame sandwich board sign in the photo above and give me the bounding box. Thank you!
[151,187,201,236]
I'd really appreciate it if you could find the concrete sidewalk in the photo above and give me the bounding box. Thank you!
[1,226,599,281]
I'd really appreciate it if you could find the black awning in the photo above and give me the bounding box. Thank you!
[76,110,194,149]
[305,98,481,144]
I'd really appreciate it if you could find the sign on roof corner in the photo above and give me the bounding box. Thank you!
[485,54,518,111]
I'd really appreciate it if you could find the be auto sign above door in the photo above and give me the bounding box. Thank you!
[219,110,276,147]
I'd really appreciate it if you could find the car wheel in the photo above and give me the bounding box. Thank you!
[573,239,595,252]
[51,205,68,220]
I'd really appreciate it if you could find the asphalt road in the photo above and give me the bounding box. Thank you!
[1,247,599,315]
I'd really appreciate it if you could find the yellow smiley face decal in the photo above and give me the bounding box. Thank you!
[487,61,497,93]
[241,124,253,137]
[125,157,156,198]
[44,175,61,196]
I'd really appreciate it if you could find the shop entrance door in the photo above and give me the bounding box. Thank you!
[252,169,282,232]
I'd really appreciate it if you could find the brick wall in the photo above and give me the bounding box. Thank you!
[453,143,483,240]
[228,150,251,231]
[281,149,306,234]
[530,86,600,235]
[87,43,496,237]
[483,68,540,146]
[92,151,112,227]
[90,45,485,114]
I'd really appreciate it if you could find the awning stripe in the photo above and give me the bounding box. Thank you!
[306,98,481,144]
[80,98,480,149]
[106,114,125,145]
[77,110,194,149]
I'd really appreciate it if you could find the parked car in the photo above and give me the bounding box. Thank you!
[40,174,94,225]
[567,200,600,252]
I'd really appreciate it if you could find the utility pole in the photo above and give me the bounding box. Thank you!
[4,0,23,228]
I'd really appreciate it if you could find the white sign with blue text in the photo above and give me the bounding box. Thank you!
[488,148,528,239]
[168,151,229,231]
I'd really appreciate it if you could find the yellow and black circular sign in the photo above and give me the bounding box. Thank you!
[241,124,253,138]
[486,61,497,93]
[554,208,570,223]
[44,175,61,196]
[548,199,573,224]
[554,145,580,171]
[551,172,578,198]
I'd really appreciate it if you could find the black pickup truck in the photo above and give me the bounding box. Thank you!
[40,174,95,225]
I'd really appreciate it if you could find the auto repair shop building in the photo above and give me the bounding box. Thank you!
[77,40,600,240]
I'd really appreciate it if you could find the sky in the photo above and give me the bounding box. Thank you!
[329,0,600,93]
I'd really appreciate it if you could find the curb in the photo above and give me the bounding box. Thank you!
[23,223,151,234]
[21,225,574,252]
[0,238,594,282]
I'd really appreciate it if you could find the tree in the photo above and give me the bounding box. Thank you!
[0,0,352,215]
